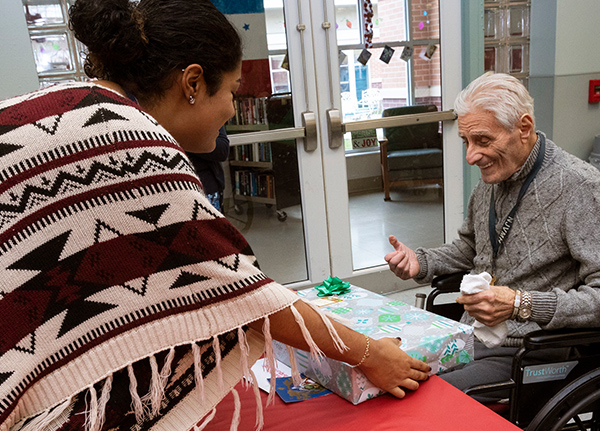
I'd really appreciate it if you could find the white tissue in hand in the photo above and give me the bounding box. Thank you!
[460,272,508,348]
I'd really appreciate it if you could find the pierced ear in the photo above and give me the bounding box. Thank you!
[181,64,205,101]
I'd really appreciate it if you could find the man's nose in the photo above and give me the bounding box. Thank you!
[465,145,481,166]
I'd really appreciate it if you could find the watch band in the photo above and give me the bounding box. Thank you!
[518,291,533,321]
[511,289,522,320]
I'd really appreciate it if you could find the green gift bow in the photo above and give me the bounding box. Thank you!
[315,276,351,297]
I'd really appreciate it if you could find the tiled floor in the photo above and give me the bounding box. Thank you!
[224,186,445,297]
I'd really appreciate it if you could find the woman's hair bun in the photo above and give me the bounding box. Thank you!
[69,0,146,78]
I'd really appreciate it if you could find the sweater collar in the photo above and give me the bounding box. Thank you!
[507,132,543,182]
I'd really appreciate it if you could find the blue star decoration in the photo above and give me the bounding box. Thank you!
[243,23,250,31]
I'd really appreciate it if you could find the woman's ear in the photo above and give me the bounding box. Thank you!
[181,64,205,104]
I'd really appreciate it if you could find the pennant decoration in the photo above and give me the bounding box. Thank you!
[210,0,272,97]
[380,45,395,64]
[420,43,438,61]
[400,45,414,62]
[280,52,290,71]
[357,48,372,66]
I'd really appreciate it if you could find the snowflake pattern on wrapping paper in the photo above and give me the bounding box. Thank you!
[419,334,446,353]
[378,314,401,323]
[404,312,430,321]
[354,308,374,315]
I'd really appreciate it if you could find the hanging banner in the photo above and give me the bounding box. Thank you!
[363,0,374,48]
[210,0,272,97]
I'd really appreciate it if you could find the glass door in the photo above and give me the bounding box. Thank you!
[224,0,464,293]
[308,0,464,293]
[219,0,331,286]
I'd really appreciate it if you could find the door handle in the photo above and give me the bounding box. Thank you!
[327,109,343,149]
[302,111,318,152]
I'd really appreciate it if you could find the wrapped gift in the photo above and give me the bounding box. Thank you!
[274,285,474,404]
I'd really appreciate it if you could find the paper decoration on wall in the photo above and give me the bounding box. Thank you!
[210,0,271,97]
[339,51,348,66]
[380,45,395,64]
[281,52,289,71]
[420,43,437,61]
[357,49,372,66]
[400,45,413,62]
[363,0,374,48]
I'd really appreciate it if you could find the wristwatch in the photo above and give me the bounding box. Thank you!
[518,291,532,321]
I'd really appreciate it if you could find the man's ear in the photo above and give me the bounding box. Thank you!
[518,113,535,144]
[181,64,205,102]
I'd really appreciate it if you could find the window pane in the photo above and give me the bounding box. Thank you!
[484,45,499,72]
[30,32,74,73]
[335,0,361,45]
[265,1,286,50]
[414,44,441,111]
[508,5,529,37]
[23,1,64,26]
[411,0,440,40]
[484,8,502,40]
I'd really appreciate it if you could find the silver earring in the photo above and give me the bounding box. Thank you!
[189,95,195,105]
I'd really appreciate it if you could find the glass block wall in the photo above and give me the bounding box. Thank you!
[22,0,87,88]
[484,0,530,87]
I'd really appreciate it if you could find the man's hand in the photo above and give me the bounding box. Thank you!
[456,285,516,327]
[359,337,430,398]
[384,235,420,280]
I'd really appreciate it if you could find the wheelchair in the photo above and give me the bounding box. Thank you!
[424,272,600,431]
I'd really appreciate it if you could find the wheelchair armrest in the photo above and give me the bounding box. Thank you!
[523,327,600,350]
[431,272,467,292]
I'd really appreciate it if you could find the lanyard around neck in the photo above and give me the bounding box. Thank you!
[489,134,546,261]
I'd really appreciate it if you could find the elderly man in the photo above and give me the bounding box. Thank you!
[385,72,600,400]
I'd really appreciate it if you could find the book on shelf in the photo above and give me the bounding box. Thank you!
[232,142,272,163]
[228,96,268,126]
[233,170,275,199]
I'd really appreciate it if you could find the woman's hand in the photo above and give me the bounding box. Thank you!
[359,337,431,398]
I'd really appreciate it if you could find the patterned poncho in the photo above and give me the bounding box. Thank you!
[0,82,310,430]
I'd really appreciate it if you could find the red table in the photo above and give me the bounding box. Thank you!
[202,375,520,430]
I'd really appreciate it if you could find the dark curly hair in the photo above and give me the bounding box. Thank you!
[69,0,242,104]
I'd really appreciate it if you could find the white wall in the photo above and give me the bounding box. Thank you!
[530,0,600,161]
[552,0,600,160]
[0,1,39,100]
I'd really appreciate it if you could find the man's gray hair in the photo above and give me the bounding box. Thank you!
[454,72,535,131]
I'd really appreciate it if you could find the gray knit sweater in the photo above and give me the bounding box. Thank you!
[415,133,600,345]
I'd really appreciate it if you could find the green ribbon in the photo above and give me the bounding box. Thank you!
[314,276,351,297]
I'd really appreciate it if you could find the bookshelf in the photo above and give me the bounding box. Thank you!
[226,93,300,222]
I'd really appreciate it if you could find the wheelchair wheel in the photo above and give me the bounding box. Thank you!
[527,368,600,431]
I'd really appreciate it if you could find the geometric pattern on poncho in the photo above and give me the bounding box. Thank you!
[0,83,289,429]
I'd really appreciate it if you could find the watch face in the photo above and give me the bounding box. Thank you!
[519,308,532,319]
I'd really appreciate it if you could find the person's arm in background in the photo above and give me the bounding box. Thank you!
[250,299,431,398]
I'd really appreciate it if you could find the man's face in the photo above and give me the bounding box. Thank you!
[458,109,531,184]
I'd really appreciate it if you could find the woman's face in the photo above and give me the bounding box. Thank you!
[178,64,241,153]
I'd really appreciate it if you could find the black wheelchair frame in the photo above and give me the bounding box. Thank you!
[426,273,600,431]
